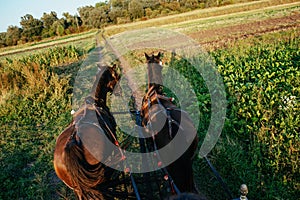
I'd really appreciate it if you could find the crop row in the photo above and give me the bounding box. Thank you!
[207,31,299,199]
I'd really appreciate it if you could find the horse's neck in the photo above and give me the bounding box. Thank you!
[96,85,108,106]
[147,63,163,92]
[147,63,153,90]
[91,75,108,106]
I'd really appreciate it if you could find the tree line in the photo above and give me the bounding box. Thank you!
[0,0,236,48]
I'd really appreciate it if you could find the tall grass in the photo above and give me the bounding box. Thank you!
[0,45,85,199]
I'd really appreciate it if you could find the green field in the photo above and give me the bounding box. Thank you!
[0,1,299,199]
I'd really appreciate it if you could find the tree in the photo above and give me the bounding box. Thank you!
[6,26,22,46]
[41,11,58,37]
[79,4,112,29]
[20,14,43,42]
[78,6,94,28]
[95,3,113,27]
[0,32,7,48]
[165,1,181,11]
[110,0,129,9]
[90,8,103,28]
[140,0,160,9]
[109,7,123,24]
[95,1,107,7]
[52,19,65,36]
[179,0,201,9]
[63,12,82,33]
[128,0,144,20]
[187,0,201,7]
[110,0,122,8]
[41,11,58,29]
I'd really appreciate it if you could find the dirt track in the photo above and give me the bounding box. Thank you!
[189,13,300,49]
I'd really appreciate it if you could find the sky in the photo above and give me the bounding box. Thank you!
[0,0,104,32]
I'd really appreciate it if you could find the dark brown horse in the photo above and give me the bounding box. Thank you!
[54,65,127,199]
[141,52,199,193]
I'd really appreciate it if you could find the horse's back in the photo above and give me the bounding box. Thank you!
[142,94,199,192]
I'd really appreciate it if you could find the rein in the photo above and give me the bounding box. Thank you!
[92,103,141,199]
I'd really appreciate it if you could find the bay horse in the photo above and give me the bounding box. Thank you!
[54,65,129,199]
[140,52,199,193]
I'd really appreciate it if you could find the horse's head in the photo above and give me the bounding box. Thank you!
[100,64,121,95]
[145,52,162,64]
[145,52,163,94]
[92,64,122,106]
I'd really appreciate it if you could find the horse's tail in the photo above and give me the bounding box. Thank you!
[64,137,106,199]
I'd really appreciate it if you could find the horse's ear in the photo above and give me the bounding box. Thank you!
[112,64,116,71]
[145,53,150,60]
[97,64,101,70]
[156,52,163,60]
[157,52,161,58]
[111,64,120,77]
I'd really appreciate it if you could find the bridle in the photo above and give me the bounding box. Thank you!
[147,58,163,93]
